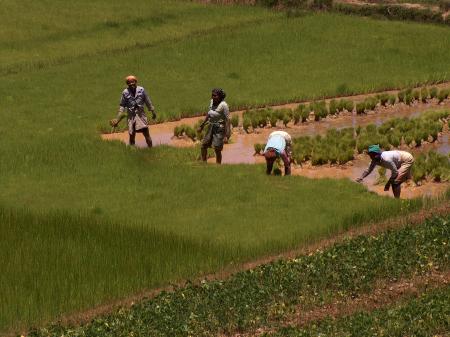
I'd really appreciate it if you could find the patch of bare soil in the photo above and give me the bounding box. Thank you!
[12,203,447,337]
[336,0,440,12]
[231,269,450,337]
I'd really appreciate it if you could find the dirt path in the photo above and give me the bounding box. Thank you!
[13,203,447,337]
[231,269,450,337]
[336,0,441,12]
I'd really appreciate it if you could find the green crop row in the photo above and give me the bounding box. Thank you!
[239,87,450,133]
[289,110,449,166]
[412,150,450,183]
[28,215,450,337]
[265,285,450,336]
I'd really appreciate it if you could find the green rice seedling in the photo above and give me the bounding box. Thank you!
[251,114,259,130]
[276,108,287,121]
[356,102,365,114]
[387,131,401,147]
[412,90,420,101]
[404,134,414,147]
[364,97,378,111]
[437,88,450,103]
[230,115,239,128]
[388,94,396,105]
[258,114,268,128]
[243,116,251,133]
[366,123,377,134]
[398,90,406,103]
[299,104,310,122]
[185,126,197,141]
[292,109,301,125]
[377,93,389,106]
[429,87,439,99]
[253,143,263,155]
[282,114,291,127]
[376,166,387,185]
[420,87,429,103]
[337,99,354,112]
[405,93,413,105]
[328,99,338,115]
[269,112,278,128]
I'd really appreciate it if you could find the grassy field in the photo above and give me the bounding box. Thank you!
[26,215,450,336]
[2,0,450,333]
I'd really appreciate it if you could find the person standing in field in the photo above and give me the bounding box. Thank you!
[197,88,231,164]
[110,75,156,147]
[263,130,293,176]
[356,145,414,198]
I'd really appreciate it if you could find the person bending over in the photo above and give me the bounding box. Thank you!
[356,144,414,198]
[263,130,292,176]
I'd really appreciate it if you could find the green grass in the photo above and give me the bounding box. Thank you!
[2,1,450,333]
[26,215,450,336]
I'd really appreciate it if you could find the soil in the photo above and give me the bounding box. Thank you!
[102,85,450,199]
[13,203,448,337]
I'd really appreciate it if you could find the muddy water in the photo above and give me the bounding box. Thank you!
[101,94,450,199]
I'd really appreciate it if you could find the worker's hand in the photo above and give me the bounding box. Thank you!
[152,112,157,120]
[355,177,363,183]
[224,136,228,144]
[109,118,119,127]
[197,127,203,133]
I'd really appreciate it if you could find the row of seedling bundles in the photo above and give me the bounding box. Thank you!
[253,110,449,166]
[242,86,450,132]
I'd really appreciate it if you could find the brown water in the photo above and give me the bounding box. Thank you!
[101,93,450,198]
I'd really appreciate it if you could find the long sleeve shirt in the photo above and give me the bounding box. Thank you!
[360,150,411,181]
[117,86,154,118]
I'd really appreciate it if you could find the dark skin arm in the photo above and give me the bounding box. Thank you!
[197,115,210,133]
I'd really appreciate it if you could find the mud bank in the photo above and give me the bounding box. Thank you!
[102,90,450,199]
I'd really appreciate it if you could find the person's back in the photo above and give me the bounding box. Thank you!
[264,131,291,154]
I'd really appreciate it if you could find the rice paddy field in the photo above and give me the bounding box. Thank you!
[1,0,450,335]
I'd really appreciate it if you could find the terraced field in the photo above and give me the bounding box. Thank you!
[1,0,450,335]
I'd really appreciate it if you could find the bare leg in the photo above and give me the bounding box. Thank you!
[142,128,153,148]
[201,147,208,162]
[281,151,291,176]
[392,183,401,198]
[129,131,136,146]
[266,159,274,175]
[215,148,222,164]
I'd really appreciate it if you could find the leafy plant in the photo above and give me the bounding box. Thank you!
[429,87,438,99]
[230,114,239,128]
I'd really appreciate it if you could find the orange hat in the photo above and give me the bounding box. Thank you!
[125,75,137,84]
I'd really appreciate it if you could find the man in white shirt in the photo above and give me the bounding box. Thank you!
[356,144,414,198]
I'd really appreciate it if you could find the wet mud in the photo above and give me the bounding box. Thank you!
[102,89,450,199]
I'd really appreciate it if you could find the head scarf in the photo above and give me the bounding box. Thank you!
[125,75,138,84]
[368,144,382,154]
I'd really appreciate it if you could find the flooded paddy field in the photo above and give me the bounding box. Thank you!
[103,90,450,199]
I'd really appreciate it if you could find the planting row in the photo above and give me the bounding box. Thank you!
[265,285,450,337]
[29,215,450,337]
[240,86,450,133]
[295,110,448,164]
[254,110,449,166]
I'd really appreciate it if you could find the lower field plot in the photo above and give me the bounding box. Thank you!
[26,214,450,337]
